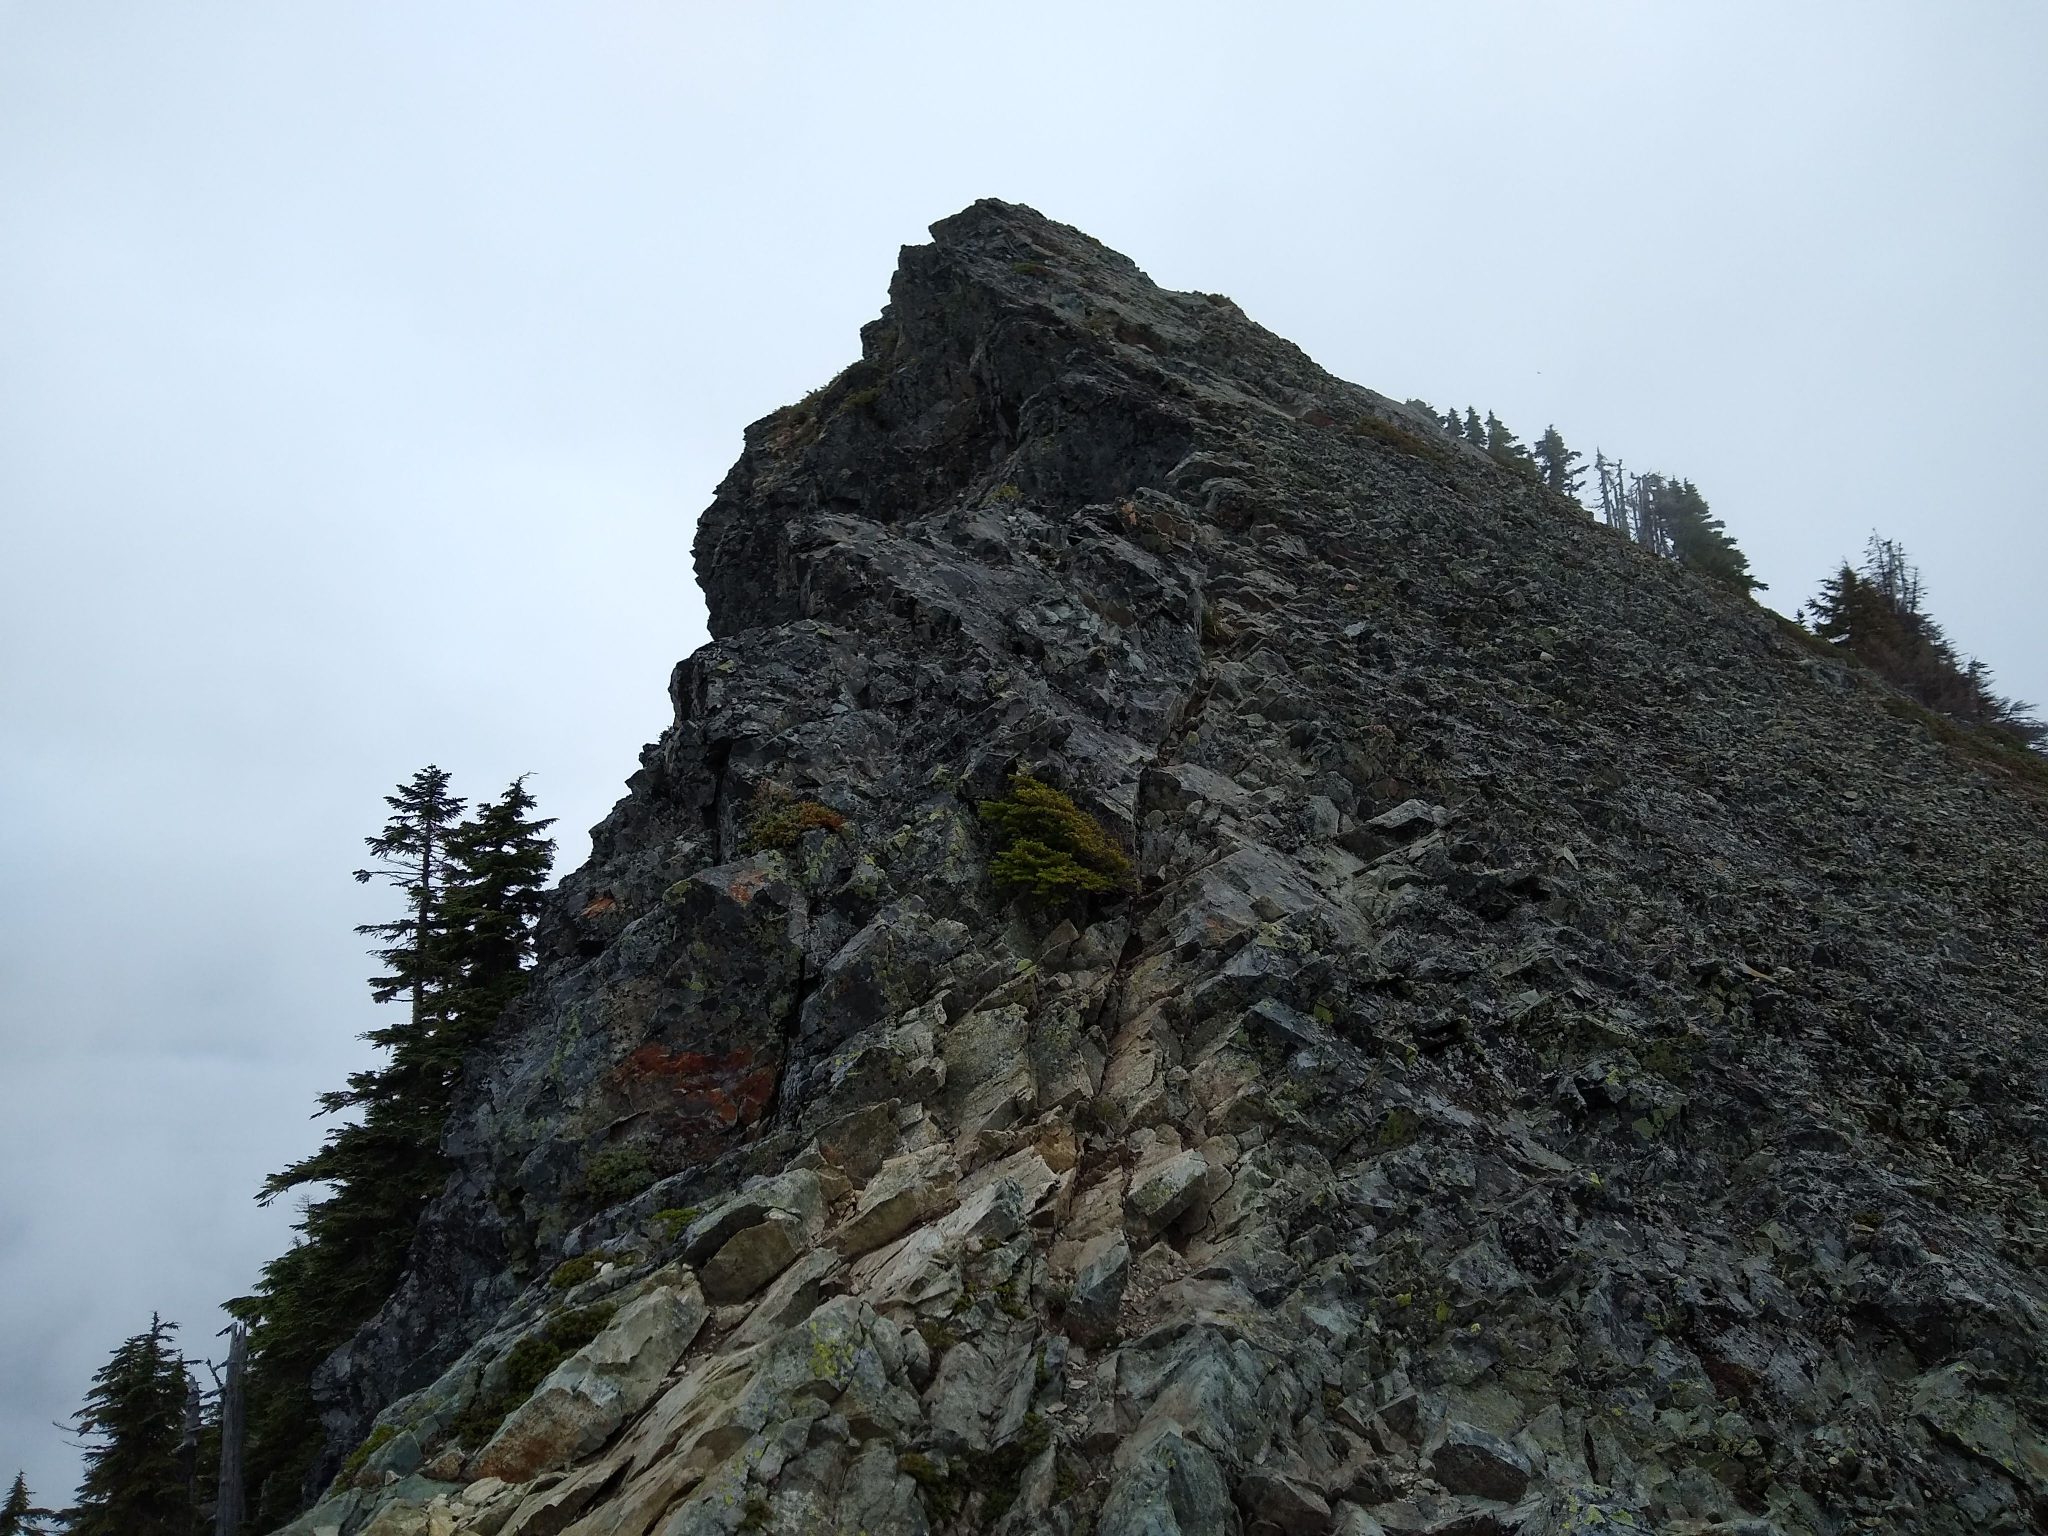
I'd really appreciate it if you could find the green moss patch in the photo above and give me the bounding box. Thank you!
[583,1144,655,1208]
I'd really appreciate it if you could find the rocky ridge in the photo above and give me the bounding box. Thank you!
[285,201,2048,1536]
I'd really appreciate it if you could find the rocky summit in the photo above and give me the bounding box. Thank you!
[285,201,2048,1536]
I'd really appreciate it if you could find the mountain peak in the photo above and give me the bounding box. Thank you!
[289,208,2048,1536]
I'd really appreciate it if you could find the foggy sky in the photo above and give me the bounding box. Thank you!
[3,1,2042,1506]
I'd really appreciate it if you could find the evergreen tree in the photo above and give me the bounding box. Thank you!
[231,769,552,1524]
[354,765,466,1035]
[1807,537,2043,747]
[1532,425,1585,498]
[1806,563,1866,644]
[1461,407,1487,446]
[1483,411,1532,472]
[1,1473,53,1536]
[1657,478,1764,595]
[435,777,556,1070]
[70,1317,192,1536]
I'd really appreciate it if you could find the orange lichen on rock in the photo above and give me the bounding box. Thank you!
[617,1043,778,1131]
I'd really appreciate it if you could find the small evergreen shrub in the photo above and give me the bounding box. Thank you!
[746,782,849,852]
[583,1144,655,1208]
[977,774,1133,901]
[446,1303,617,1450]
[548,1254,601,1292]
[340,1423,396,1480]
[652,1206,702,1244]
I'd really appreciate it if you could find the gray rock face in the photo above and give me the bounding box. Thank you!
[1423,1419,1530,1503]
[472,1282,706,1483]
[299,201,2048,1536]
[1067,1232,1130,1348]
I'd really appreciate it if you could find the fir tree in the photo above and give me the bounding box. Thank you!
[1483,411,1532,471]
[354,765,467,1035]
[1657,478,1763,595]
[1462,406,1487,446]
[1,1473,53,1536]
[1532,425,1585,498]
[69,1317,192,1536]
[1807,537,2043,747]
[435,777,556,1069]
[232,768,552,1524]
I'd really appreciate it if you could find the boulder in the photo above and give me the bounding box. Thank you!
[1125,1149,1209,1240]
[1422,1419,1531,1503]
[831,1144,959,1256]
[697,1212,804,1304]
[474,1281,707,1482]
[1067,1231,1130,1347]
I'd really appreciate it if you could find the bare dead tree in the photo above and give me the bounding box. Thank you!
[214,1325,246,1536]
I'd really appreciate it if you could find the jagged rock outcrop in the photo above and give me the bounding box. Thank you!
[288,201,2048,1536]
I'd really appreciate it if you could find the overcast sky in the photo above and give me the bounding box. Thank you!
[3,1,2042,1507]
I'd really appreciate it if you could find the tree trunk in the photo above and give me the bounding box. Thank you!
[215,1326,246,1536]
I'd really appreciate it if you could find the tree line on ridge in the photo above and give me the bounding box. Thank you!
[1409,401,2040,747]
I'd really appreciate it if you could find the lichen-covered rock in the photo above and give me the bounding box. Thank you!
[473,1282,707,1482]
[299,201,2048,1536]
[696,1215,803,1305]
[1123,1149,1209,1242]
[832,1145,959,1257]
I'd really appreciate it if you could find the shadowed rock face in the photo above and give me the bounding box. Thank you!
[294,200,2048,1536]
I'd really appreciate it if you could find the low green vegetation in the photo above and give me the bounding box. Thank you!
[653,1206,701,1244]
[977,773,1133,902]
[583,1145,655,1208]
[895,1413,1052,1526]
[339,1424,395,1481]
[745,782,849,852]
[548,1254,601,1292]
[446,1304,616,1451]
[1351,412,1458,468]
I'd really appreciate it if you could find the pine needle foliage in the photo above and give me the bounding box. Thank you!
[977,774,1132,901]
[1,1472,54,1536]
[230,770,553,1524]
[68,1317,192,1536]
[1807,536,2044,751]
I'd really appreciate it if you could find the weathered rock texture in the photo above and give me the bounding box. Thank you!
[287,201,2048,1536]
